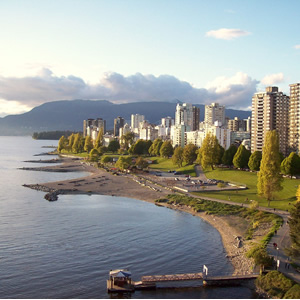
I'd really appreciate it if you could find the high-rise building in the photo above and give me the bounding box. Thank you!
[289,83,300,153]
[227,117,247,132]
[175,103,199,131]
[83,118,106,138]
[204,103,225,127]
[114,116,125,137]
[131,114,145,133]
[251,86,289,155]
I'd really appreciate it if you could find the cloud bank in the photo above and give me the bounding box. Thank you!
[261,72,285,86]
[0,69,258,115]
[205,28,251,40]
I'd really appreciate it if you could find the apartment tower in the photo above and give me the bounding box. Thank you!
[251,86,289,155]
[289,83,300,153]
[204,103,225,127]
[175,103,200,131]
[114,116,125,137]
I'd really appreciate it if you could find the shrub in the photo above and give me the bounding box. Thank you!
[283,284,300,299]
[256,271,294,298]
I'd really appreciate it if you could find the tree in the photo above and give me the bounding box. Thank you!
[172,146,184,167]
[57,135,68,153]
[222,145,237,166]
[68,133,75,150]
[247,246,273,275]
[135,157,149,170]
[281,152,300,178]
[257,130,283,206]
[89,148,99,161]
[107,140,120,153]
[129,139,149,155]
[148,138,163,156]
[98,145,108,155]
[160,141,174,158]
[84,135,94,153]
[72,133,83,153]
[197,132,222,170]
[115,156,132,170]
[101,155,112,164]
[248,151,262,171]
[94,128,104,149]
[120,132,135,150]
[286,195,300,259]
[183,144,198,165]
[233,144,251,169]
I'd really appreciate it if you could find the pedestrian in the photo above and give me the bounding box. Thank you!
[288,263,290,269]
[275,230,277,234]
[274,208,276,211]
[285,262,287,269]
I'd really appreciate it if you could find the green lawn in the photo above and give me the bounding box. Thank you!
[192,168,299,210]
[148,157,197,176]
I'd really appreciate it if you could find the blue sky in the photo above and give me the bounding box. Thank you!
[0,0,299,116]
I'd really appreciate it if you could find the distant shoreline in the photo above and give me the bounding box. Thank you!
[23,154,255,275]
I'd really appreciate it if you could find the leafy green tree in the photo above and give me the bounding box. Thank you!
[135,157,149,170]
[120,132,135,150]
[222,145,237,166]
[248,151,262,171]
[283,283,300,299]
[94,128,104,149]
[89,148,100,161]
[197,132,222,170]
[183,144,198,165]
[172,146,184,167]
[57,135,68,153]
[68,133,75,150]
[115,156,132,170]
[286,197,300,260]
[148,138,163,156]
[247,246,273,274]
[160,141,174,158]
[72,133,83,153]
[129,139,149,155]
[233,144,251,169]
[257,130,283,206]
[107,140,120,153]
[98,145,108,155]
[84,135,94,153]
[101,155,112,164]
[281,152,300,178]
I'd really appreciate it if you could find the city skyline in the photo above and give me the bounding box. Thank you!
[0,0,299,116]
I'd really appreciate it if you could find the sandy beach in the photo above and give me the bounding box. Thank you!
[23,154,256,275]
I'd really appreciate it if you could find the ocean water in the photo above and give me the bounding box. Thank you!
[0,136,258,298]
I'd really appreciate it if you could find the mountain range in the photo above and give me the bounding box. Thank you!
[0,100,251,135]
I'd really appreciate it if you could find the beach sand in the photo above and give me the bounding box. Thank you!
[24,155,256,275]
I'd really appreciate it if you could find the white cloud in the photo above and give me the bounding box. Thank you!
[0,69,258,115]
[205,72,258,109]
[261,72,284,86]
[294,45,300,49]
[205,28,251,40]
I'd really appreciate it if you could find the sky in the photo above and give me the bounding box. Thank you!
[0,0,299,117]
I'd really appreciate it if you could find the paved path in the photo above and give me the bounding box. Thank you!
[185,167,300,284]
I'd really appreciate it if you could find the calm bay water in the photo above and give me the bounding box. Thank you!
[0,137,258,298]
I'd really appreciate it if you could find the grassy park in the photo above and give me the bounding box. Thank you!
[193,168,299,210]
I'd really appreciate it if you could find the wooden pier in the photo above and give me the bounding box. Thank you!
[107,268,259,293]
[141,272,203,283]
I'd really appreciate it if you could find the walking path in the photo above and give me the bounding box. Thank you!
[190,167,300,284]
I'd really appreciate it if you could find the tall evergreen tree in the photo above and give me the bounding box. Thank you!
[257,130,283,206]
[233,144,251,169]
[72,133,82,153]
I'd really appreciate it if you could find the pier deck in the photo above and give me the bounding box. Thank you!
[142,272,203,283]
